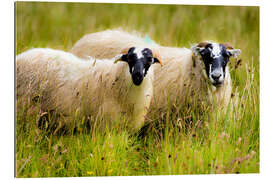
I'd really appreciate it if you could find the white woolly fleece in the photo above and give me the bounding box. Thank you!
[16,48,154,130]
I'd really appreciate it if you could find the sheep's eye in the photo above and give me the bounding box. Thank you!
[147,56,153,63]
[128,54,137,61]
[222,51,229,58]
[200,49,210,57]
[223,60,228,66]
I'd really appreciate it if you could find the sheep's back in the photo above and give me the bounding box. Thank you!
[71,29,157,59]
[16,48,98,113]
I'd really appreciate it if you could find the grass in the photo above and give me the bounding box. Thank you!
[15,2,259,177]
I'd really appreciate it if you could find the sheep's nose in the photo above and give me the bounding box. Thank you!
[211,72,221,81]
[134,72,143,80]
[132,72,144,86]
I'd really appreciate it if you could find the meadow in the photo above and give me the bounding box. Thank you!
[15,2,259,177]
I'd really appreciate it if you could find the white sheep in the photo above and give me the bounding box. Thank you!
[16,47,162,131]
[70,30,241,111]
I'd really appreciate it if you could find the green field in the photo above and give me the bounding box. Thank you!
[15,2,259,177]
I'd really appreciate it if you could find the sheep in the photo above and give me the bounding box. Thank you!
[190,41,241,108]
[70,30,241,112]
[16,47,162,132]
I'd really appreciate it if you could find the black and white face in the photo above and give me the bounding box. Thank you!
[118,47,162,86]
[193,42,241,86]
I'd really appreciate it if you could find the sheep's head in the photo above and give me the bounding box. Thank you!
[115,47,162,86]
[191,42,241,86]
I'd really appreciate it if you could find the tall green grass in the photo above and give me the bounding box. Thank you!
[15,2,259,177]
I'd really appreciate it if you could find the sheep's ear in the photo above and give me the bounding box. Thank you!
[120,54,128,62]
[227,49,241,58]
[191,45,204,56]
[223,43,241,58]
[114,47,132,64]
[152,50,163,66]
[191,42,209,56]
[114,54,128,64]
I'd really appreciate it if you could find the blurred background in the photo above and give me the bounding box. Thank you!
[16,2,259,53]
[16,2,259,86]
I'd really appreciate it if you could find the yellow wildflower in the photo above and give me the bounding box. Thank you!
[108,169,113,175]
[87,171,94,175]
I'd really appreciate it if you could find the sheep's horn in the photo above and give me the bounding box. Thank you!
[223,43,234,49]
[197,41,209,47]
[152,50,163,66]
[120,47,130,55]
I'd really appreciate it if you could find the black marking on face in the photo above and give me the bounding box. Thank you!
[120,47,158,86]
[198,43,231,86]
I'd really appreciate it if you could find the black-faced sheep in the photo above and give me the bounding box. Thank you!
[70,30,241,111]
[191,41,241,108]
[16,47,162,131]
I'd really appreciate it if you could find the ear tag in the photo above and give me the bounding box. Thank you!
[144,35,155,44]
